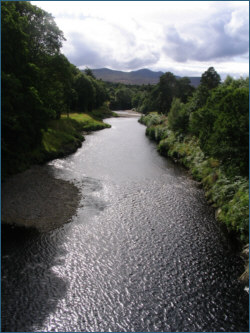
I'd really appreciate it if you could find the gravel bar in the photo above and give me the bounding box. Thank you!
[2,165,80,232]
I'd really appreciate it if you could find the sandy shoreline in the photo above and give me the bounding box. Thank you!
[2,165,80,232]
[115,110,141,117]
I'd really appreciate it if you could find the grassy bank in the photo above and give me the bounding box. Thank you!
[41,105,115,160]
[41,114,110,159]
[3,106,114,179]
[139,113,249,283]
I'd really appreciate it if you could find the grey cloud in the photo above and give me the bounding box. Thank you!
[121,53,160,70]
[66,32,160,71]
[163,27,196,62]
[196,14,249,61]
[163,8,249,62]
[66,33,108,68]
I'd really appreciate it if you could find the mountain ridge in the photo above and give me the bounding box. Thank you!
[89,68,201,87]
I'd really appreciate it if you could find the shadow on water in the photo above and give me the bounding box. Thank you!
[1,224,68,332]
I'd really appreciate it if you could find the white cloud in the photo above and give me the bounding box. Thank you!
[31,1,249,77]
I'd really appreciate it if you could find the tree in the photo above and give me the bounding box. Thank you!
[186,84,210,115]
[92,79,108,108]
[200,67,221,90]
[111,87,133,110]
[2,1,66,175]
[176,77,195,103]
[74,73,95,112]
[157,72,178,114]
[84,67,96,79]
[168,98,189,133]
[190,82,249,174]
[39,54,74,119]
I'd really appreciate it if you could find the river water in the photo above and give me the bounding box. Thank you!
[2,115,249,332]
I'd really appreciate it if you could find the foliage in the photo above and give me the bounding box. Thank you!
[139,113,165,127]
[2,1,67,175]
[135,72,194,115]
[156,72,179,114]
[109,86,133,110]
[84,67,96,78]
[2,1,109,177]
[140,113,249,243]
[200,66,221,90]
[190,83,249,175]
[107,72,194,114]
[73,72,95,112]
[218,182,249,242]
[177,77,195,103]
[168,98,189,133]
[185,85,210,115]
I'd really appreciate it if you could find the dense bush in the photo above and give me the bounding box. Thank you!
[190,84,249,175]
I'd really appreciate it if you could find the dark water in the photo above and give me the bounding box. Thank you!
[2,116,249,332]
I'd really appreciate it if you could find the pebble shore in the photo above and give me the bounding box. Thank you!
[2,165,80,232]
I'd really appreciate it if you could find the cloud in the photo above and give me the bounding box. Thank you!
[163,6,249,63]
[163,27,196,62]
[64,32,108,68]
[65,31,160,71]
[31,1,249,77]
[120,53,160,70]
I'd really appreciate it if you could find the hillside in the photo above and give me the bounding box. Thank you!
[90,68,201,87]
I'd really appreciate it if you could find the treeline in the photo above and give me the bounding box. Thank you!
[166,68,249,176]
[140,67,249,244]
[2,1,108,176]
[139,68,249,243]
[138,67,249,177]
[107,73,195,113]
[133,73,195,114]
[106,82,151,110]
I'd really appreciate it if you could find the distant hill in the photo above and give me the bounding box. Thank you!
[90,68,201,87]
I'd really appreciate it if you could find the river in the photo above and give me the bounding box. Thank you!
[2,114,249,332]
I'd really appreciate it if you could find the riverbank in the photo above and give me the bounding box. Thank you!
[2,105,115,231]
[139,113,249,285]
[2,166,81,232]
[3,105,115,180]
[40,105,118,162]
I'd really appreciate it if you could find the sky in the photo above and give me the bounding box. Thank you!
[31,1,249,78]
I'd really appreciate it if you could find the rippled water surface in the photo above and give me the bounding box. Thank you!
[2,116,249,332]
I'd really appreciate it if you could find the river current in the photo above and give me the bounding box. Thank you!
[2,115,249,332]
